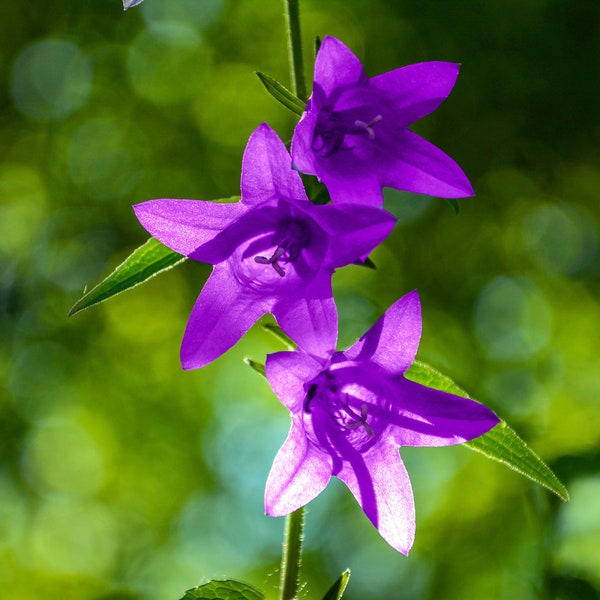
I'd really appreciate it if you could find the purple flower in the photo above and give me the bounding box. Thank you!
[264,290,499,554]
[133,123,396,370]
[292,36,474,207]
[123,0,144,9]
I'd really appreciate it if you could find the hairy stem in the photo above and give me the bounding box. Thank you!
[279,506,305,600]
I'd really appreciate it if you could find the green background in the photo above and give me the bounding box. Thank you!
[1,0,599,598]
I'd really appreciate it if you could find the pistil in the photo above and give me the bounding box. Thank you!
[344,403,374,437]
[254,218,310,278]
[313,111,384,157]
[255,246,287,277]
[354,114,382,140]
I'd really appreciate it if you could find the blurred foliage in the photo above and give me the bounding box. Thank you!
[1,0,599,599]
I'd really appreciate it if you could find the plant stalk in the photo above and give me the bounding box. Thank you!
[283,0,307,101]
[279,506,305,600]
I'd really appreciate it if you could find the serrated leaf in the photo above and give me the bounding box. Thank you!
[321,569,351,600]
[180,579,264,600]
[69,237,186,316]
[405,361,569,501]
[255,71,306,116]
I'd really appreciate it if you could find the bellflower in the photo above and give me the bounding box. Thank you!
[123,0,144,9]
[264,290,499,554]
[133,123,396,370]
[292,36,474,206]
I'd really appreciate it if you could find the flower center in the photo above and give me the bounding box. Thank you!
[303,370,380,452]
[254,218,310,277]
[312,110,383,158]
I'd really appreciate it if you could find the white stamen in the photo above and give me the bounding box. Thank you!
[345,403,374,437]
[354,114,383,140]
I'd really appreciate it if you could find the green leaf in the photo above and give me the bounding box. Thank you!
[180,579,264,600]
[301,173,331,205]
[69,196,241,316]
[314,35,322,57]
[255,71,306,116]
[405,361,569,501]
[360,256,376,270]
[447,198,461,214]
[69,237,186,316]
[243,357,266,377]
[321,569,351,600]
[262,323,296,349]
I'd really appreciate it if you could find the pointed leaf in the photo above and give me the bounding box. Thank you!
[447,198,461,214]
[405,361,569,501]
[314,35,322,57]
[69,237,186,316]
[358,256,376,270]
[255,71,306,116]
[180,579,264,600]
[262,323,297,349]
[244,357,266,377]
[321,569,351,600]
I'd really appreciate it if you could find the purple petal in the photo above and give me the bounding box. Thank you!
[265,350,324,412]
[321,170,383,206]
[272,273,338,358]
[265,417,332,516]
[380,130,474,198]
[335,441,415,554]
[180,263,273,369]
[314,204,396,266]
[290,111,319,176]
[292,114,385,205]
[241,123,308,207]
[123,0,144,9]
[133,199,245,260]
[345,290,422,375]
[370,62,460,127]
[314,36,366,98]
[387,379,500,447]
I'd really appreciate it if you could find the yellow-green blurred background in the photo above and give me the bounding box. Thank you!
[1,0,599,598]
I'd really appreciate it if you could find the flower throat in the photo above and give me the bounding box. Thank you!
[254,218,310,277]
[312,109,383,158]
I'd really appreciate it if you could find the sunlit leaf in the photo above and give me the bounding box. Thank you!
[69,197,240,316]
[180,579,264,600]
[255,71,306,116]
[262,323,296,349]
[244,357,266,377]
[405,361,569,501]
[321,569,351,600]
[69,237,186,316]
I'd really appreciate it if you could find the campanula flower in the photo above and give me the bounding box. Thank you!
[123,0,144,9]
[133,123,396,370]
[292,36,474,206]
[264,290,499,553]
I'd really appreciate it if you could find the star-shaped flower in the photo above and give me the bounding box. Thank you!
[133,123,396,369]
[264,290,499,553]
[292,36,474,207]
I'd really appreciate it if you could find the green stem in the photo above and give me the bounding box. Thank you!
[283,0,307,101]
[279,506,305,600]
